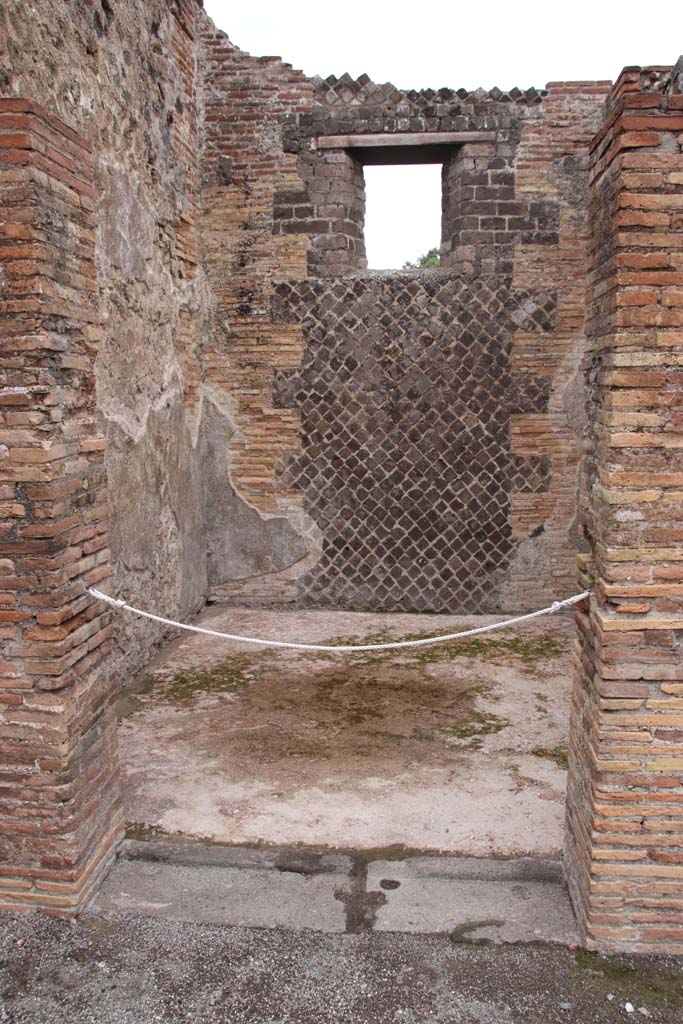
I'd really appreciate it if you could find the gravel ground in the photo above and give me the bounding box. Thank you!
[1,911,683,1024]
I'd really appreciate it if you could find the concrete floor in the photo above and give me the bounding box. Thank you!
[118,607,574,858]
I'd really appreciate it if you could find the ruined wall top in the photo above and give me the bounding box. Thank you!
[599,60,682,120]
[311,73,547,110]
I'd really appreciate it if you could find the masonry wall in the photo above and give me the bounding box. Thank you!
[565,63,683,953]
[4,0,682,951]
[198,25,318,604]
[271,274,555,610]
[1,2,613,630]
[202,55,610,612]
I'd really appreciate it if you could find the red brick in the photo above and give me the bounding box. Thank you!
[615,289,659,306]
[620,131,662,148]
[622,115,683,132]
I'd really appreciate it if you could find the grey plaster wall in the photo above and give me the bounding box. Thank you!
[202,401,309,588]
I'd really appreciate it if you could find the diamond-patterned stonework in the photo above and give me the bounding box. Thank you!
[273,273,555,612]
[310,73,546,110]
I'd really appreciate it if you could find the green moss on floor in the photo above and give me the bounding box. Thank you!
[575,950,683,1007]
[323,629,564,673]
[531,746,569,769]
[406,632,562,666]
[118,619,567,777]
[160,658,254,701]
[119,653,270,714]
[534,691,550,715]
[447,709,512,743]
[121,622,565,717]
[125,822,189,843]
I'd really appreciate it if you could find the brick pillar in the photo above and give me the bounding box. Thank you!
[0,100,123,915]
[441,139,516,277]
[565,65,683,953]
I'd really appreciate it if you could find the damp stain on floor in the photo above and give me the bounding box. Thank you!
[117,607,574,856]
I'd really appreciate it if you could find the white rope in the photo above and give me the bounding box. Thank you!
[86,587,590,654]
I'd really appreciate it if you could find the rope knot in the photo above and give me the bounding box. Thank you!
[550,600,563,614]
[88,588,126,609]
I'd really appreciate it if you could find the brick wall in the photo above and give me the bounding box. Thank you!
[508,81,612,607]
[281,79,548,278]
[279,147,367,276]
[0,0,216,916]
[565,63,683,953]
[2,2,681,950]
[0,101,123,914]
[199,21,320,604]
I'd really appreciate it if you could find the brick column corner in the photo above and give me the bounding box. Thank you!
[0,98,123,915]
[565,64,683,953]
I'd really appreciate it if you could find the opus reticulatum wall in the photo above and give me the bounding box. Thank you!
[204,59,611,612]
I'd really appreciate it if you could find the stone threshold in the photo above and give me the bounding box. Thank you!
[87,838,580,947]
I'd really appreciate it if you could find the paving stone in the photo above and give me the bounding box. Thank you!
[90,857,350,933]
[366,856,580,945]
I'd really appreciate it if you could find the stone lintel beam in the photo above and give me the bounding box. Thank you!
[312,131,497,150]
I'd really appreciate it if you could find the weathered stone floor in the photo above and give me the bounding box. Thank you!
[92,841,580,946]
[117,608,575,858]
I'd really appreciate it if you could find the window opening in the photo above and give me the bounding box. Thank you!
[363,163,443,271]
